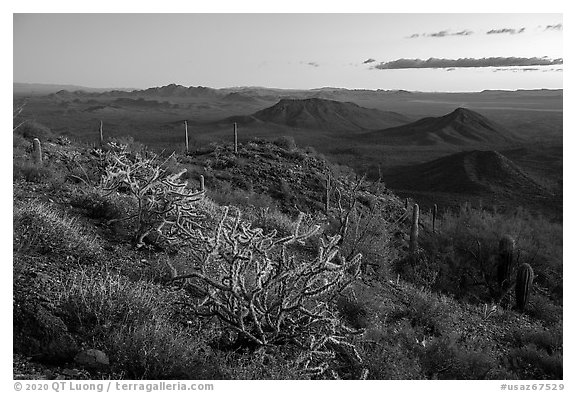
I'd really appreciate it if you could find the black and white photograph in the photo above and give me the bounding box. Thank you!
[9,5,566,388]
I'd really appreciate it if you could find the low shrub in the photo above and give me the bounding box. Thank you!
[246,206,297,237]
[108,321,221,379]
[15,120,54,141]
[506,344,563,379]
[273,135,297,151]
[526,294,563,325]
[336,294,370,329]
[56,266,222,379]
[14,201,101,262]
[69,191,130,221]
[420,334,496,379]
[506,324,563,355]
[207,182,278,211]
[358,322,424,379]
[13,160,53,183]
[56,267,172,334]
[403,288,452,337]
[218,348,304,379]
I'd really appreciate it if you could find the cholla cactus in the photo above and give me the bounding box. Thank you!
[169,207,364,378]
[98,143,205,248]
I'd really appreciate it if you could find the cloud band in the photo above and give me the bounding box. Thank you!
[373,57,563,70]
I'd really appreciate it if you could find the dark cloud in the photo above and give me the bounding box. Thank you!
[428,30,449,37]
[373,57,563,70]
[407,30,474,38]
[487,27,525,35]
[302,61,319,67]
[363,58,376,64]
[545,23,563,31]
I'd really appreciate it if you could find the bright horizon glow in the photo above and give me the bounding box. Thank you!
[14,13,563,92]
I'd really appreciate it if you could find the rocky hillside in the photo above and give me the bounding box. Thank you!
[12,126,563,380]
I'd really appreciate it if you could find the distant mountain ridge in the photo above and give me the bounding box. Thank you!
[137,84,219,98]
[15,82,563,97]
[362,107,520,146]
[13,83,135,96]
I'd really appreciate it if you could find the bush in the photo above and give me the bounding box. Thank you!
[326,176,404,276]
[207,182,278,212]
[57,268,170,333]
[13,133,30,152]
[336,295,370,329]
[13,160,53,183]
[506,344,563,379]
[218,348,304,379]
[506,324,563,355]
[14,201,101,262]
[246,207,299,238]
[526,294,563,325]
[358,322,424,379]
[273,135,297,151]
[15,120,54,141]
[420,334,497,379]
[403,288,452,337]
[69,191,130,221]
[56,267,222,379]
[108,321,221,379]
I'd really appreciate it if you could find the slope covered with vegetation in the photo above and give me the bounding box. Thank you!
[13,122,562,380]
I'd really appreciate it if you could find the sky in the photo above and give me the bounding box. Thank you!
[13,13,563,91]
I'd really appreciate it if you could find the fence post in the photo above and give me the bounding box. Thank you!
[234,122,238,154]
[432,203,438,233]
[99,120,104,146]
[185,120,189,154]
[325,173,331,214]
[410,203,419,254]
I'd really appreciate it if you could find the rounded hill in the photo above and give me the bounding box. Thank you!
[383,150,550,196]
[363,108,520,146]
[244,98,410,132]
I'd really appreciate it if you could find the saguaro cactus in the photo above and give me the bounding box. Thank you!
[32,138,42,165]
[200,174,205,192]
[515,263,534,311]
[497,235,515,290]
[410,204,419,254]
[404,198,409,210]
[432,204,438,233]
[233,122,238,154]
